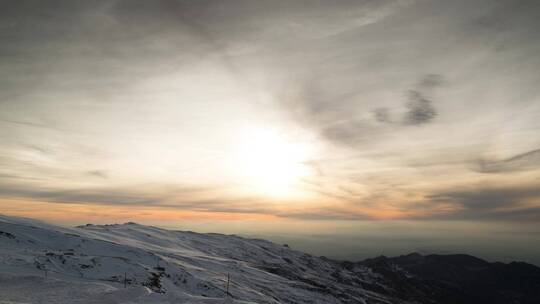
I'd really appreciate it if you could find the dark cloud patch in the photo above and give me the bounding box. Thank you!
[0,184,162,206]
[476,148,540,173]
[277,208,371,221]
[402,74,442,125]
[283,73,443,148]
[373,74,442,126]
[467,0,540,44]
[404,90,437,125]
[87,170,108,179]
[419,74,444,88]
[320,121,378,147]
[427,184,540,221]
[372,107,391,123]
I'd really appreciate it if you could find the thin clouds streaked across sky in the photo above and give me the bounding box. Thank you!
[1,0,540,262]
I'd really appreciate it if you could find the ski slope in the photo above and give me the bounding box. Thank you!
[0,215,391,304]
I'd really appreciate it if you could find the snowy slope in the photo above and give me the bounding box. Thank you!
[0,214,395,304]
[3,215,540,304]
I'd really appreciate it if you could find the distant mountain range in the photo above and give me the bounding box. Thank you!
[1,214,539,304]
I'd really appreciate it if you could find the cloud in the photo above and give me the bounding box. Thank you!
[371,74,442,126]
[0,184,163,206]
[86,170,108,179]
[0,118,56,130]
[401,74,442,125]
[419,74,444,88]
[372,107,391,123]
[25,145,52,155]
[0,177,375,220]
[404,90,437,125]
[0,181,291,218]
[476,148,540,173]
[283,73,443,148]
[277,208,371,221]
[427,184,540,221]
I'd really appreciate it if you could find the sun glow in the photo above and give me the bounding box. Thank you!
[231,128,313,197]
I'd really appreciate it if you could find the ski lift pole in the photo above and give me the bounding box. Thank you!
[226,273,230,297]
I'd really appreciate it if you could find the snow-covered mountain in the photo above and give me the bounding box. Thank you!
[1,214,539,304]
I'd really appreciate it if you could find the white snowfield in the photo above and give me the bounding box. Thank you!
[0,214,394,304]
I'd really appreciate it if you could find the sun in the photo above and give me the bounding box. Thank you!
[230,127,313,197]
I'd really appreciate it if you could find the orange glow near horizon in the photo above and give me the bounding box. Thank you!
[0,199,281,225]
[0,195,465,226]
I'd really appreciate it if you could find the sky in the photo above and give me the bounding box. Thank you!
[1,0,540,264]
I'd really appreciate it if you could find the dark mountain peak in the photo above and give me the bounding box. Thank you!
[363,254,388,262]
[395,252,425,262]
[403,252,423,258]
[358,252,540,304]
[424,253,489,267]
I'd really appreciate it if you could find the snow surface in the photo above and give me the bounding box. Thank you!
[0,215,396,304]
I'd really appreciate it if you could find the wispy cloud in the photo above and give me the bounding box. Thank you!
[476,148,540,173]
[427,184,540,221]
[0,118,56,130]
[86,170,108,179]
